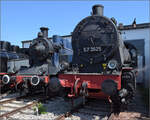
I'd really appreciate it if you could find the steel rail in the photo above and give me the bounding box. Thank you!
[55,101,84,120]
[54,98,119,120]
[0,95,48,118]
[0,95,27,105]
[0,91,45,105]
[0,101,37,118]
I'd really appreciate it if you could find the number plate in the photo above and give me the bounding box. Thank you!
[83,47,102,52]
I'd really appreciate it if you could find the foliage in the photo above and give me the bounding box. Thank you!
[34,102,47,114]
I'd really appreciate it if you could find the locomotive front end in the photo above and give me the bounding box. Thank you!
[59,4,136,109]
[0,42,28,93]
[59,73,121,99]
[60,4,123,98]
[15,27,63,96]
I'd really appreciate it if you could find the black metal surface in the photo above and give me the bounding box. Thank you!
[71,5,133,73]
[29,27,55,66]
[0,58,7,72]
[101,79,117,96]
[29,37,55,64]
[124,42,138,68]
[18,28,64,76]
[48,76,61,93]
[40,27,49,38]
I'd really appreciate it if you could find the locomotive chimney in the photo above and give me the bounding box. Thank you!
[92,4,104,16]
[40,27,49,38]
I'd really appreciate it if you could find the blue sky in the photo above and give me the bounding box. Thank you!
[1,1,149,46]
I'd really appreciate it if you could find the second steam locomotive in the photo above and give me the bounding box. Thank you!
[13,27,65,95]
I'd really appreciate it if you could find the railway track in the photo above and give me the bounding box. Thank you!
[0,101,37,118]
[0,93,48,119]
[54,98,113,120]
[0,86,148,120]
[54,94,149,120]
[0,95,27,105]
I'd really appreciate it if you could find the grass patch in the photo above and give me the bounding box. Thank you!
[34,102,47,114]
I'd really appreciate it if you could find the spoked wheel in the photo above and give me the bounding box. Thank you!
[109,94,122,115]
[120,71,136,110]
[109,82,136,114]
[120,83,135,109]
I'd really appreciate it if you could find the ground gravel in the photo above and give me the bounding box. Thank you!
[0,88,149,120]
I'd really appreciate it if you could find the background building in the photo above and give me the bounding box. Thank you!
[21,23,150,87]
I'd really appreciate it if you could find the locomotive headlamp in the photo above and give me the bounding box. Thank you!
[2,75,10,84]
[108,60,117,69]
[30,76,40,86]
[102,63,107,70]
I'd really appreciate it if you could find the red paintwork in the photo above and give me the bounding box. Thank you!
[0,73,50,90]
[0,73,9,75]
[10,83,15,87]
[16,75,49,84]
[45,76,49,83]
[59,73,122,99]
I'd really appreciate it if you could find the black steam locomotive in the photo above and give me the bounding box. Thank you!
[0,41,28,93]
[15,27,65,95]
[56,4,138,112]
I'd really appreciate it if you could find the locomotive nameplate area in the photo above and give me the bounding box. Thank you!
[82,45,114,53]
[83,46,102,52]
